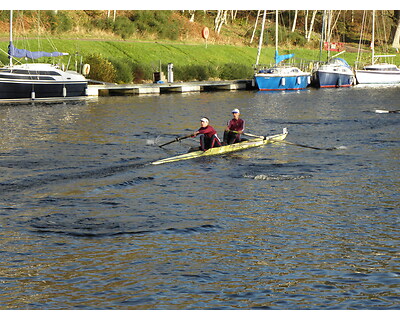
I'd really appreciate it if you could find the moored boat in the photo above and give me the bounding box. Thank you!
[0,10,88,100]
[311,11,354,89]
[355,10,400,86]
[152,128,288,165]
[0,63,88,100]
[312,58,355,88]
[355,63,400,85]
[255,66,311,91]
[253,10,311,91]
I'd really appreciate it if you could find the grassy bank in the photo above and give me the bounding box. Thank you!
[1,38,397,83]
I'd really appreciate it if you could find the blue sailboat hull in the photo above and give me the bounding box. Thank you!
[254,74,310,91]
[314,71,353,88]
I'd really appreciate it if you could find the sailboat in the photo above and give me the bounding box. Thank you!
[312,10,355,88]
[254,10,311,91]
[355,10,400,85]
[312,57,355,88]
[0,11,88,100]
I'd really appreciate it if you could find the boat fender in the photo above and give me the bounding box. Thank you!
[82,64,91,76]
[281,78,286,86]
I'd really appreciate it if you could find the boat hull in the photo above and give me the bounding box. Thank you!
[254,74,310,91]
[0,80,87,99]
[0,64,88,100]
[355,70,400,85]
[313,70,353,88]
[152,130,288,165]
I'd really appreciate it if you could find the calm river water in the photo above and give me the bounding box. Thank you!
[0,86,399,310]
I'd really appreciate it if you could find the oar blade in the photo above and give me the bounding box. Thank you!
[375,109,400,114]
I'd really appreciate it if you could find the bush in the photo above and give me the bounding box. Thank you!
[132,63,153,83]
[173,65,212,81]
[287,31,307,46]
[108,58,133,83]
[84,53,116,83]
[91,18,113,31]
[46,11,73,33]
[172,63,251,82]
[129,11,180,40]
[219,63,252,80]
[113,16,136,40]
[263,25,307,47]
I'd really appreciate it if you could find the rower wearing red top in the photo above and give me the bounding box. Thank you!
[193,117,221,151]
[223,108,245,145]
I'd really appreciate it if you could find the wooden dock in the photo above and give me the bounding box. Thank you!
[87,79,254,96]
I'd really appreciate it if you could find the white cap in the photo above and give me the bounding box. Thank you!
[232,108,240,113]
[200,117,209,124]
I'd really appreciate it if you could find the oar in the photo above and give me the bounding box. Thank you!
[243,132,337,151]
[375,109,400,114]
[158,133,194,148]
[269,139,338,151]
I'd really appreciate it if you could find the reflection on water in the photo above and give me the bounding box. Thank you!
[0,88,399,309]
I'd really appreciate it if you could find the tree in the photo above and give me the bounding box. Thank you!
[214,10,228,34]
[306,10,318,41]
[291,10,298,32]
[250,10,261,43]
[391,10,400,49]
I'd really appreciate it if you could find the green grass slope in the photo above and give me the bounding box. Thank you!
[1,38,397,83]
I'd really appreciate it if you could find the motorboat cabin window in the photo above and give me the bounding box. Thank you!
[9,69,62,76]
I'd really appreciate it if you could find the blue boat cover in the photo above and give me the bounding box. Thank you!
[330,58,351,67]
[8,42,66,60]
[274,50,294,65]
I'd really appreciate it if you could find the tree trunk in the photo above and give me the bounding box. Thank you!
[215,10,228,34]
[214,10,222,32]
[304,10,309,36]
[189,10,195,22]
[307,10,318,41]
[391,10,400,49]
[291,10,298,32]
[218,11,228,34]
[250,10,260,44]
[255,10,267,65]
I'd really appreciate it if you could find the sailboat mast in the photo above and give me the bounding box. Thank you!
[9,10,13,66]
[275,10,278,52]
[255,10,266,65]
[371,10,375,64]
[319,10,326,62]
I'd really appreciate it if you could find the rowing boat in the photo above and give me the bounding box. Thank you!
[151,128,288,165]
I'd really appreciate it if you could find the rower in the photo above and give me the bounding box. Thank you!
[223,108,245,145]
[193,117,221,151]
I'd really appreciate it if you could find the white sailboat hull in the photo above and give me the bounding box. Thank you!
[355,68,400,85]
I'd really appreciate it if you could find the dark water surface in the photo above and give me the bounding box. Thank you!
[0,87,399,310]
